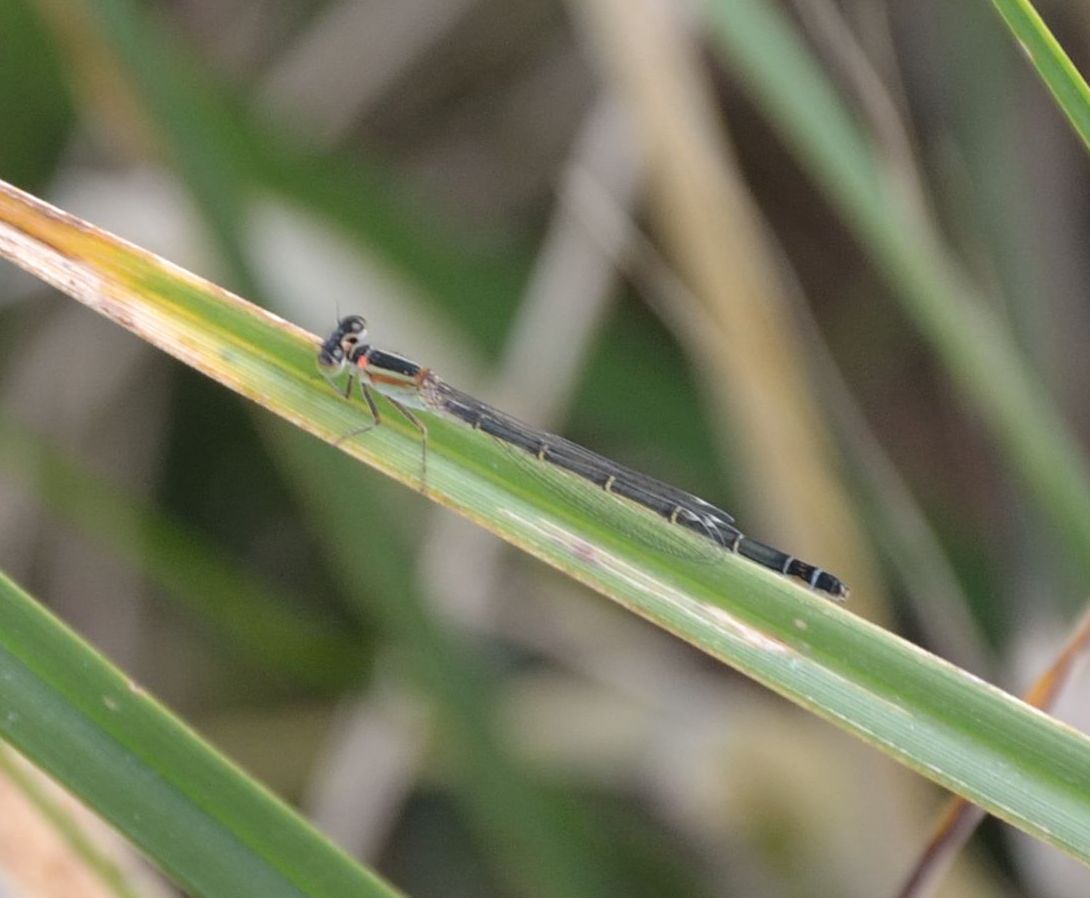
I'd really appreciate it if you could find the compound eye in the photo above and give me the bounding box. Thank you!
[318,346,343,368]
[347,316,366,334]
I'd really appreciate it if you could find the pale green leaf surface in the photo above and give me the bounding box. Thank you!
[3,179,1090,862]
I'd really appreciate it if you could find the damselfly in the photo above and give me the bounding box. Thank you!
[318,315,848,600]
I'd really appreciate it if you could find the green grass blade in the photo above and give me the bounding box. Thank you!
[0,569,402,898]
[988,0,1090,153]
[4,175,1090,862]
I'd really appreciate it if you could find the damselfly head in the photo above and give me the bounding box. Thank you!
[318,315,369,373]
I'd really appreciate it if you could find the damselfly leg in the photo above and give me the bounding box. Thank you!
[333,376,429,485]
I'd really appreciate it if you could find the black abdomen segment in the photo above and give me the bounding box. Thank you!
[736,536,847,597]
[435,382,848,599]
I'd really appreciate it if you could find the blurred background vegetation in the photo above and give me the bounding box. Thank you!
[2,0,1090,896]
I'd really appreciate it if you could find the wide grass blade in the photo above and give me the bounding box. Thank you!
[0,569,402,898]
[4,176,1090,862]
